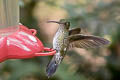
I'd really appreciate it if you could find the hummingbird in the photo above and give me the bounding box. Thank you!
[46,19,109,77]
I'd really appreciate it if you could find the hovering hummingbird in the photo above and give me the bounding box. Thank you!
[46,19,109,77]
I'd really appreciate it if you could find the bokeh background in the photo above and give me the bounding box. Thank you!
[0,0,120,80]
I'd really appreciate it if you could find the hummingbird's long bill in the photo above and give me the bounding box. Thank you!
[47,21,63,24]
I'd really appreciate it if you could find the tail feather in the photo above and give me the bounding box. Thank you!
[46,54,62,77]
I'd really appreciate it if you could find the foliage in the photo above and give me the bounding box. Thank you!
[0,0,120,80]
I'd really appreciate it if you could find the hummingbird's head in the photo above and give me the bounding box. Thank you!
[47,19,70,29]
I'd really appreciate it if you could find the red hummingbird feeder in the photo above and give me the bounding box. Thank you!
[0,24,56,62]
[0,0,56,62]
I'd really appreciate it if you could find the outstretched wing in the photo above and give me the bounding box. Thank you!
[68,34,110,49]
[69,28,81,35]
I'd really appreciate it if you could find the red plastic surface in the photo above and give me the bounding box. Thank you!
[0,24,56,62]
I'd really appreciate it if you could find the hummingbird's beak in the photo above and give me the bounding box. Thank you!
[47,21,63,24]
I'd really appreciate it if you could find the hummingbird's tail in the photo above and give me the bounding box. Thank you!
[46,53,63,77]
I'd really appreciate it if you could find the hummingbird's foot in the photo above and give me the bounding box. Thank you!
[50,47,57,52]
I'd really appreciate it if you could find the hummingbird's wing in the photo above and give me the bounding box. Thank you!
[69,28,81,35]
[68,34,110,49]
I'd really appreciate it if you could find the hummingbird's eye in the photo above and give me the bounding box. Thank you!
[64,22,70,29]
[65,22,70,27]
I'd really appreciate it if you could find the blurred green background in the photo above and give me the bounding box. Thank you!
[1,0,120,80]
